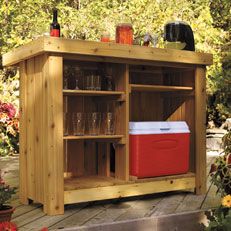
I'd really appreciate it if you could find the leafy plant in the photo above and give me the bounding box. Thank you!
[204,195,231,230]
[205,132,231,230]
[0,101,19,156]
[209,131,231,196]
[0,170,16,209]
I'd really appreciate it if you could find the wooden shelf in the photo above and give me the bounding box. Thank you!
[63,89,125,96]
[64,173,195,204]
[63,135,124,140]
[130,84,193,92]
[64,175,127,191]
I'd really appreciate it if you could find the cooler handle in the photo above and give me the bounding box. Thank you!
[160,128,170,131]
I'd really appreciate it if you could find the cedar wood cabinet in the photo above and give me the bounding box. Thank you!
[3,37,212,215]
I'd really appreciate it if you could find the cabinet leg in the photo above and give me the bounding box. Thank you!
[19,197,31,205]
[195,67,207,196]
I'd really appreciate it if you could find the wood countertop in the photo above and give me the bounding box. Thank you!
[2,36,213,66]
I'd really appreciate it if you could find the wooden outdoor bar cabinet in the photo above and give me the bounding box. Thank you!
[3,36,213,215]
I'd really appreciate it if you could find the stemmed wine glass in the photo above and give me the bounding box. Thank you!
[74,66,82,90]
[63,66,69,90]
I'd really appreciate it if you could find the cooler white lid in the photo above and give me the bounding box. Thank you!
[129,121,190,134]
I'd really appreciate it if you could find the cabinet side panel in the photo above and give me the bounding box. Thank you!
[43,56,64,215]
[26,58,36,199]
[19,61,29,204]
[195,67,206,194]
[33,55,46,203]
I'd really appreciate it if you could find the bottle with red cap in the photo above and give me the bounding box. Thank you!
[50,8,60,37]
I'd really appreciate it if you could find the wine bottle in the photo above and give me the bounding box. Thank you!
[50,8,60,37]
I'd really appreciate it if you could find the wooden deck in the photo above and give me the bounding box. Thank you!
[0,151,220,231]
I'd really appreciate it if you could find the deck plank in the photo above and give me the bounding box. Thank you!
[12,207,45,227]
[115,195,162,221]
[20,203,88,230]
[0,151,222,230]
[148,193,187,216]
[12,204,42,219]
[49,204,110,229]
[83,199,142,226]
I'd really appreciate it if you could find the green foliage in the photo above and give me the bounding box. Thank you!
[205,133,231,230]
[209,0,231,31]
[0,68,19,156]
[205,207,231,231]
[0,170,17,208]
[209,131,231,196]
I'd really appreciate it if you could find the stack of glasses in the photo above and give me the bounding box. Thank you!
[63,112,115,136]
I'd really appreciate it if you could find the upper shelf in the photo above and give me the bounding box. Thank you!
[2,36,213,67]
[63,89,125,96]
[130,84,194,92]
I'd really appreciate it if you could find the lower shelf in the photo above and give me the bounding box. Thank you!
[63,135,124,140]
[64,173,196,204]
[64,175,126,190]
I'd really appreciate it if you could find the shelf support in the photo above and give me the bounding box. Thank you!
[115,64,129,181]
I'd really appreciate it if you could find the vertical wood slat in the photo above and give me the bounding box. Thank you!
[115,64,129,181]
[84,141,97,175]
[67,140,84,177]
[185,97,195,172]
[98,143,110,177]
[34,55,45,203]
[195,67,206,194]
[43,56,64,215]
[26,58,36,199]
[19,61,29,204]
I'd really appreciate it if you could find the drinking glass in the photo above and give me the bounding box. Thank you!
[85,75,95,90]
[88,112,101,135]
[72,113,85,136]
[63,66,69,89]
[103,112,115,135]
[74,66,83,90]
[85,75,101,90]
[94,75,101,91]
[63,112,69,136]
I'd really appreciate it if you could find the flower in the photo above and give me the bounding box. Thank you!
[0,221,17,231]
[222,195,231,208]
[0,101,19,156]
[209,163,217,174]
[0,170,16,209]
[0,103,16,119]
[226,153,231,165]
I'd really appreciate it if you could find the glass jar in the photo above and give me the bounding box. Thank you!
[101,31,110,42]
[116,23,133,45]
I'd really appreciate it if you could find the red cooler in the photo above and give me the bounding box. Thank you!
[129,121,190,178]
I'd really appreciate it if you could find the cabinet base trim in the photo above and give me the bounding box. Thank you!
[64,176,195,204]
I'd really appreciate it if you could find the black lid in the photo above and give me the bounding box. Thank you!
[164,21,195,51]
